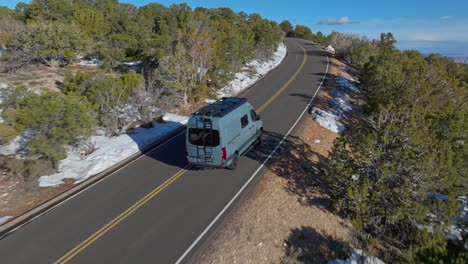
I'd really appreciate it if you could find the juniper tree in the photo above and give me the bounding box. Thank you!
[327,44,467,262]
[13,92,94,166]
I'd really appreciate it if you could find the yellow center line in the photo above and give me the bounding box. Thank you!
[54,165,191,264]
[55,43,307,263]
[256,44,307,113]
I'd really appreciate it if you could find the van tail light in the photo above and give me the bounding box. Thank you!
[221,147,227,161]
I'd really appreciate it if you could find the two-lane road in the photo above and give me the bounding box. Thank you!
[0,38,328,264]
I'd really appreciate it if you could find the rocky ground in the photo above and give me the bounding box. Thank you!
[192,56,365,264]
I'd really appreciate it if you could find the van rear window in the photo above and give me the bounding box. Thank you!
[188,128,220,147]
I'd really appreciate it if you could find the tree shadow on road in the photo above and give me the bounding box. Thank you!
[281,226,350,264]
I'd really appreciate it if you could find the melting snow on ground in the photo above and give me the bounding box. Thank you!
[0,129,34,156]
[310,107,346,134]
[0,216,12,225]
[328,249,385,264]
[37,44,286,187]
[337,77,360,93]
[310,67,360,133]
[77,58,103,67]
[38,114,187,187]
[450,196,468,241]
[216,43,287,99]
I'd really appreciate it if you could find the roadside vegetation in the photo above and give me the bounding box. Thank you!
[0,0,292,174]
[325,32,468,262]
[1,1,466,262]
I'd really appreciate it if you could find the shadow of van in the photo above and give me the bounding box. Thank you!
[126,121,189,169]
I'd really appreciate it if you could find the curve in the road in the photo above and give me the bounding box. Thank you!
[55,42,309,264]
[0,38,329,264]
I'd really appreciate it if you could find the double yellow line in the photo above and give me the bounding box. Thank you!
[55,44,307,263]
[256,46,307,113]
[55,165,190,264]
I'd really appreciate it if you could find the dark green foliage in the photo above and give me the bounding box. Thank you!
[292,25,313,41]
[0,123,18,144]
[279,20,294,36]
[8,21,89,67]
[14,0,75,22]
[4,0,284,157]
[313,31,327,45]
[378,32,397,53]
[248,13,280,52]
[12,92,94,166]
[8,1,282,92]
[73,7,109,37]
[63,71,149,135]
[326,41,468,262]
[62,70,97,97]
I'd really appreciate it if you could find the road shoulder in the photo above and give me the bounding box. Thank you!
[192,56,364,263]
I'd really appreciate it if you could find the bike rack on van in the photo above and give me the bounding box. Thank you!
[191,98,247,164]
[195,115,214,163]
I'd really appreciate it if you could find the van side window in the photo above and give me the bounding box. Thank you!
[241,115,249,128]
[250,110,258,121]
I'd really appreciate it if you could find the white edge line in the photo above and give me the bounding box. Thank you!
[1,129,186,238]
[175,46,329,264]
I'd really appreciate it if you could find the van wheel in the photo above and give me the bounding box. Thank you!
[228,152,238,170]
[257,130,263,145]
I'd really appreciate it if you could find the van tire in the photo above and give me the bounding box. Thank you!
[227,152,238,170]
[257,130,263,145]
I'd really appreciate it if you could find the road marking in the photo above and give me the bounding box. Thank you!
[256,44,307,113]
[0,129,187,240]
[54,42,309,263]
[54,164,191,264]
[176,44,329,264]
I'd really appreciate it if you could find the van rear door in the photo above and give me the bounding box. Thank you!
[187,127,221,165]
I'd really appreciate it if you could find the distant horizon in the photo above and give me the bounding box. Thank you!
[2,0,468,57]
[396,40,468,57]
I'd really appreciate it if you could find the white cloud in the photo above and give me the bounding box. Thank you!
[440,16,453,20]
[317,16,359,25]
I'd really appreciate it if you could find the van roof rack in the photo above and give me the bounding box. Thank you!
[193,97,247,118]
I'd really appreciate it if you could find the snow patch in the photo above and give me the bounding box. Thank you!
[310,107,346,134]
[215,43,287,99]
[163,113,189,125]
[330,95,353,112]
[36,41,286,187]
[449,196,468,241]
[0,216,12,225]
[328,249,385,264]
[39,113,188,187]
[337,77,360,93]
[77,58,103,67]
[0,129,34,156]
[311,67,362,134]
[122,61,142,72]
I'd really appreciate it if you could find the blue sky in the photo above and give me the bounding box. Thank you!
[3,0,468,56]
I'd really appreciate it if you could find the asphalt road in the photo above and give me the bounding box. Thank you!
[0,37,329,264]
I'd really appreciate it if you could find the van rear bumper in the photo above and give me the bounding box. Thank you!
[187,157,228,169]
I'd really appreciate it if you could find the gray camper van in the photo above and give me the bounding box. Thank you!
[186,97,263,169]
